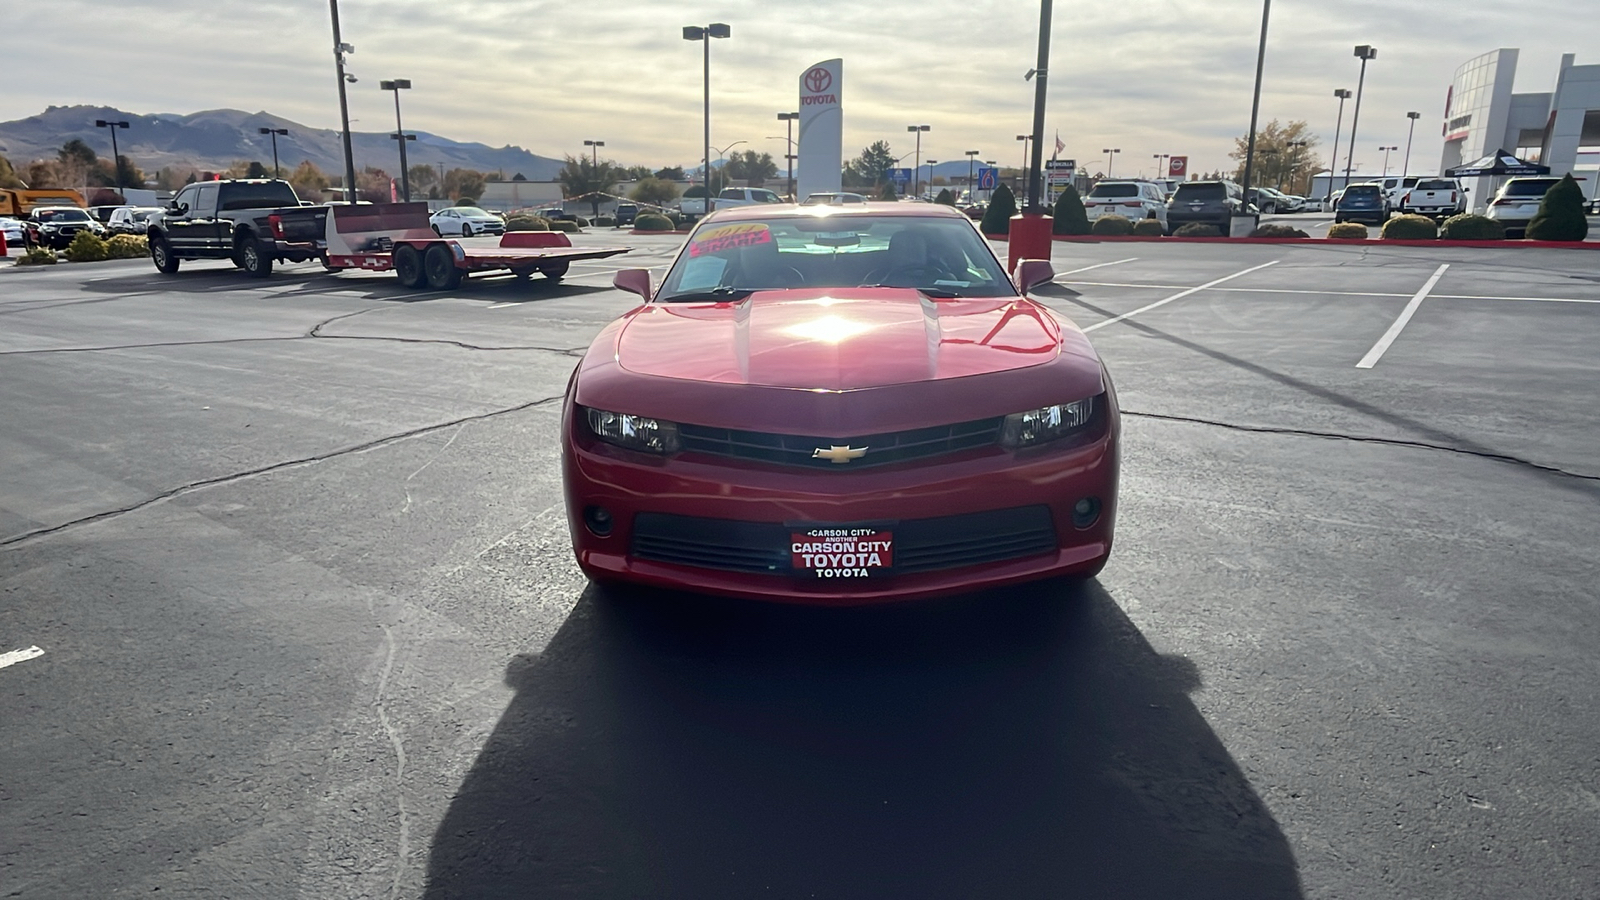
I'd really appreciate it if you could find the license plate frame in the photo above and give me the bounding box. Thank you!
[788,523,896,580]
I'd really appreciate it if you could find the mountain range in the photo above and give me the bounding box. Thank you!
[0,105,566,181]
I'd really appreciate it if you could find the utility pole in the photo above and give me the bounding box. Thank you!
[329,0,359,203]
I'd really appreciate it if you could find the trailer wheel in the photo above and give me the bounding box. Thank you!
[394,245,427,288]
[423,243,462,290]
[542,261,570,282]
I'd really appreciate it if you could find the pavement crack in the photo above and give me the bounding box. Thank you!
[0,395,564,548]
[1122,409,1600,483]
[373,622,411,900]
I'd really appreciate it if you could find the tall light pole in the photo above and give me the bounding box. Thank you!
[94,119,129,192]
[1330,89,1351,197]
[258,127,288,179]
[1287,139,1309,193]
[965,149,981,200]
[328,1,360,202]
[907,124,931,198]
[779,112,799,199]
[1344,45,1378,193]
[1015,134,1031,204]
[1402,111,1421,176]
[380,79,414,201]
[1379,145,1398,175]
[924,159,938,195]
[583,139,605,168]
[712,140,746,188]
[682,23,731,212]
[1101,148,1121,178]
[1239,0,1273,226]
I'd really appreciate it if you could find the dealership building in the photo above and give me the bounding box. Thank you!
[1441,49,1600,209]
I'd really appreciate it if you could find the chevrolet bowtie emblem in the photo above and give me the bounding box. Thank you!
[813,445,868,464]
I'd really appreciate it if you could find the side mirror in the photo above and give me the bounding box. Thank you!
[168,202,186,214]
[1013,259,1055,294]
[612,268,653,300]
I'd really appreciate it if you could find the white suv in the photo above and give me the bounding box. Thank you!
[1486,176,1563,237]
[1083,181,1168,228]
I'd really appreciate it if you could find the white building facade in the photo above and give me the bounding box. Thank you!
[1441,49,1600,210]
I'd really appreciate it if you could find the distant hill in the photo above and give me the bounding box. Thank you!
[0,105,565,180]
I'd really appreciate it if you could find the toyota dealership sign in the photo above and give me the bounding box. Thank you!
[797,59,843,201]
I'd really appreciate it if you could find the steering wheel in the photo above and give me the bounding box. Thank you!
[865,263,944,287]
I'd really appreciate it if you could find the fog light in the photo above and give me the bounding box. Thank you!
[1071,497,1101,529]
[583,505,614,536]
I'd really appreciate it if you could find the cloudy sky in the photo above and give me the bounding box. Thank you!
[3,0,1592,178]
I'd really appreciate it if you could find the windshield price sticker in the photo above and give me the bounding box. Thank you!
[791,527,894,578]
[689,223,773,257]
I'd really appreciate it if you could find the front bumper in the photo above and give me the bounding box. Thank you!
[562,406,1119,604]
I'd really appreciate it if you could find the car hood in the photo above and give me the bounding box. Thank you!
[616,290,1066,390]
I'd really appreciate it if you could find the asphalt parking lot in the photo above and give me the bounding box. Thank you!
[2,233,1598,898]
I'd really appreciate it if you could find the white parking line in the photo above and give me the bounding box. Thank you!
[1357,264,1450,369]
[1055,258,1138,278]
[1059,281,1600,305]
[0,646,44,669]
[1082,261,1280,333]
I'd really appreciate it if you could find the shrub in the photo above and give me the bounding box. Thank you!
[934,188,955,206]
[594,216,615,227]
[1174,222,1223,237]
[634,213,675,231]
[1091,214,1134,236]
[505,215,550,232]
[1439,213,1505,240]
[549,219,581,233]
[1526,173,1589,241]
[1381,214,1439,240]
[455,197,478,207]
[980,184,1017,235]
[64,230,109,262]
[878,180,898,201]
[1051,184,1090,235]
[1131,218,1166,237]
[16,247,58,265]
[1327,222,1369,239]
[105,234,148,259]
[1250,224,1309,238]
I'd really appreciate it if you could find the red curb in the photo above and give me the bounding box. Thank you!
[1004,234,1600,249]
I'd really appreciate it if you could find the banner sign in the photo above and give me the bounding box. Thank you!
[888,167,911,187]
[1046,159,1076,185]
[1169,156,1188,177]
[977,167,999,191]
[797,59,843,202]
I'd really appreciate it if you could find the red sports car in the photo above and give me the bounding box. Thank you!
[562,203,1119,604]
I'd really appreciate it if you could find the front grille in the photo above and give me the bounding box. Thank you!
[631,505,1057,577]
[677,417,1003,470]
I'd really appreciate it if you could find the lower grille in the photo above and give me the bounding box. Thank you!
[631,505,1057,577]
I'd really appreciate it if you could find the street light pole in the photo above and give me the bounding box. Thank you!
[965,150,981,200]
[329,0,360,203]
[779,112,799,199]
[712,140,746,189]
[584,139,605,168]
[1403,111,1420,176]
[381,79,413,201]
[1330,89,1351,197]
[1100,148,1121,178]
[1380,145,1398,175]
[1015,134,1031,205]
[94,119,129,193]
[1239,0,1273,224]
[1344,45,1378,193]
[683,23,731,212]
[258,127,288,179]
[907,124,930,198]
[924,160,938,195]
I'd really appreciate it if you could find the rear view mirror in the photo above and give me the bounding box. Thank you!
[613,268,653,300]
[1013,259,1055,293]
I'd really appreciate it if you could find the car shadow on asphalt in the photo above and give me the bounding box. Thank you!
[422,580,1304,899]
[69,267,612,304]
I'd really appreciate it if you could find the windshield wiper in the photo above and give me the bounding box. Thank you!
[860,284,963,298]
[657,287,754,303]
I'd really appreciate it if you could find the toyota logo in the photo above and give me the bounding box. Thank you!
[803,67,833,94]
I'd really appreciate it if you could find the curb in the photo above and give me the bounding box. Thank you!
[986,233,1600,249]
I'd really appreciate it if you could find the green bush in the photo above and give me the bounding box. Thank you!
[1381,214,1439,240]
[16,247,58,265]
[63,230,109,262]
[878,180,898,201]
[549,219,581,233]
[594,216,615,227]
[934,188,955,206]
[634,213,675,231]
[105,234,148,259]
[1051,184,1090,235]
[1091,214,1134,236]
[1327,222,1369,239]
[1439,213,1505,240]
[1174,222,1223,237]
[1526,173,1589,241]
[1131,218,1166,236]
[505,215,551,232]
[1250,224,1309,238]
[979,184,1017,235]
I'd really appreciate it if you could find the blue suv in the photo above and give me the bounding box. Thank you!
[1334,183,1389,225]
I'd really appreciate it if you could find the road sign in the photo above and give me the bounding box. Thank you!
[1169,156,1188,177]
[1046,159,1076,185]
[977,167,999,191]
[888,167,911,187]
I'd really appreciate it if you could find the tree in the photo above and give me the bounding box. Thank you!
[0,154,25,189]
[654,165,685,182]
[511,172,528,182]
[243,161,269,179]
[621,165,653,181]
[558,154,622,217]
[630,177,680,206]
[25,160,64,188]
[115,156,145,188]
[842,140,895,188]
[1526,173,1589,241]
[442,168,486,203]
[877,180,897,201]
[287,160,330,202]
[357,166,392,203]
[1228,120,1320,193]
[407,164,438,194]
[725,150,778,187]
[1052,184,1090,235]
[934,188,955,206]
[980,184,1017,235]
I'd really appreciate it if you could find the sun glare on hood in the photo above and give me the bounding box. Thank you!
[785,314,874,344]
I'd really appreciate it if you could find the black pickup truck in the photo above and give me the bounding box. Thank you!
[145,179,326,277]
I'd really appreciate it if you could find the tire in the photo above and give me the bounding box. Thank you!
[423,243,462,290]
[542,260,570,282]
[239,238,273,278]
[393,244,427,288]
[460,223,473,238]
[511,267,535,282]
[150,235,180,274]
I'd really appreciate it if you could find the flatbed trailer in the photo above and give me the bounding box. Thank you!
[273,202,630,290]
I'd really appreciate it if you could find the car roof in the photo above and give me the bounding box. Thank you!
[706,202,968,223]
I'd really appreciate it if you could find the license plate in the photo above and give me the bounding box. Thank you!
[790,527,894,579]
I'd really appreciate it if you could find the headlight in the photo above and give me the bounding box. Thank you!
[584,407,680,454]
[1000,396,1095,449]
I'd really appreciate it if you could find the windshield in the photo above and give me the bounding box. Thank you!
[656,214,1015,300]
[1502,180,1558,197]
[35,208,91,223]
[1173,183,1225,201]
[1089,184,1139,198]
